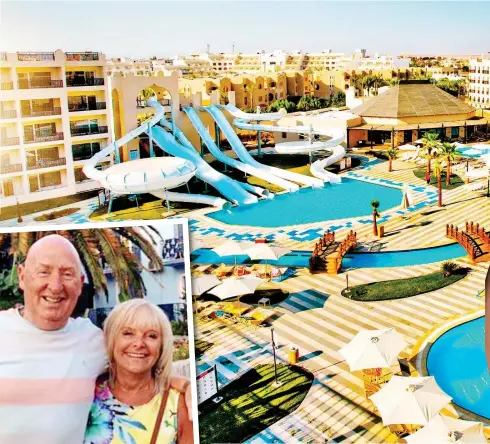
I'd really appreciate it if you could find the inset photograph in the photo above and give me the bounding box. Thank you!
[0,220,198,444]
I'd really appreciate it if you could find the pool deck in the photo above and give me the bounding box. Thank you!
[193,155,490,443]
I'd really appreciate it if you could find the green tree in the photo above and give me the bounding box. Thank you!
[438,142,461,186]
[371,200,380,236]
[266,99,297,113]
[331,91,346,107]
[421,132,441,173]
[387,149,398,172]
[434,160,443,207]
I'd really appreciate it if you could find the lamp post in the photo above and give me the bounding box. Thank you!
[346,273,349,290]
[271,328,281,386]
[16,198,23,223]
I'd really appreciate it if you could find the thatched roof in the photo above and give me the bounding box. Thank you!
[352,83,475,118]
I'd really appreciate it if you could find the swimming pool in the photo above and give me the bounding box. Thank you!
[427,317,490,420]
[191,243,466,268]
[456,146,490,159]
[207,178,402,227]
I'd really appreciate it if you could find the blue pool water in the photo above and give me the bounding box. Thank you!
[208,178,402,227]
[457,146,490,159]
[191,243,466,268]
[427,317,490,419]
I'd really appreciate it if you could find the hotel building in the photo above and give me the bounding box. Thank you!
[0,49,112,207]
[468,54,490,109]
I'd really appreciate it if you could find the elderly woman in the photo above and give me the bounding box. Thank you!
[84,300,193,444]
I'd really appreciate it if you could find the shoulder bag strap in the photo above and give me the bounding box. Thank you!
[177,380,192,444]
[150,389,170,444]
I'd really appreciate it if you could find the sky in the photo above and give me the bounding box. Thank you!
[1,1,489,58]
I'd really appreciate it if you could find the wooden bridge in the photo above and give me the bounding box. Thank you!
[446,221,490,263]
[309,230,357,274]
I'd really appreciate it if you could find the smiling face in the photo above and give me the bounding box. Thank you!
[112,312,162,378]
[18,235,84,331]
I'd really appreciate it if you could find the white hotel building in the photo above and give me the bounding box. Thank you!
[468,54,490,109]
[0,49,112,207]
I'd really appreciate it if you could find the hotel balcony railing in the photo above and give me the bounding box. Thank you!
[1,82,14,90]
[136,98,170,108]
[1,137,20,146]
[17,52,55,62]
[18,80,63,89]
[71,125,108,137]
[0,110,17,119]
[24,132,64,144]
[66,78,104,87]
[68,102,106,112]
[27,157,66,170]
[483,71,490,75]
[65,52,99,62]
[22,107,61,117]
[72,144,102,161]
[0,163,22,174]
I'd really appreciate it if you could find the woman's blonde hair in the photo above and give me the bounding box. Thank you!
[103,299,174,391]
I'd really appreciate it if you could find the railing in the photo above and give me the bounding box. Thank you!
[309,230,357,274]
[466,221,490,248]
[24,132,64,144]
[72,143,102,161]
[1,82,14,90]
[18,80,63,89]
[66,78,104,87]
[70,125,108,137]
[0,110,17,119]
[68,102,106,112]
[1,137,20,146]
[17,52,55,61]
[0,163,22,174]
[446,223,483,263]
[22,107,61,117]
[65,52,99,61]
[27,157,66,170]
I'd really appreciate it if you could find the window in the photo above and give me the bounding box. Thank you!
[1,180,14,197]
[74,168,88,183]
[282,132,287,139]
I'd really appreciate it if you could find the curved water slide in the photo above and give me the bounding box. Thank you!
[309,145,346,183]
[82,99,229,209]
[158,116,269,200]
[183,106,297,192]
[205,105,324,188]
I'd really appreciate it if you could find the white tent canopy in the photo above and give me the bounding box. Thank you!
[339,328,408,372]
[208,275,265,301]
[405,414,487,444]
[244,244,291,261]
[369,376,452,426]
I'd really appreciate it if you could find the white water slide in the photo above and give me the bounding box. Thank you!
[205,105,325,188]
[83,98,229,209]
[219,104,346,183]
[184,106,298,192]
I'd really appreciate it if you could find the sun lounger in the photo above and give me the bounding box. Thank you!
[213,264,235,277]
[271,267,297,282]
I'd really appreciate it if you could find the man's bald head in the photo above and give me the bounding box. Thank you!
[18,234,84,331]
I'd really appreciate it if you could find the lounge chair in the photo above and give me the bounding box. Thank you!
[271,267,296,282]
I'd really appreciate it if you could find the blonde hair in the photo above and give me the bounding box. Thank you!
[103,299,174,391]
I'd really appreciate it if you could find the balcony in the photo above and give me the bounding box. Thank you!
[17,52,55,62]
[1,137,20,146]
[71,125,108,137]
[1,110,17,119]
[1,82,13,90]
[68,102,106,112]
[72,143,102,161]
[24,133,64,144]
[0,163,22,174]
[22,107,61,118]
[27,157,66,170]
[18,80,63,89]
[66,78,104,87]
[65,52,99,62]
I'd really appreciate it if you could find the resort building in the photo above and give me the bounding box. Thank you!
[0,49,112,207]
[468,54,490,109]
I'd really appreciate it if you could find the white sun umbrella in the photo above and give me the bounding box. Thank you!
[405,414,487,444]
[192,274,222,296]
[401,184,415,210]
[212,240,254,269]
[339,328,408,372]
[208,275,265,305]
[245,243,291,274]
[369,376,452,426]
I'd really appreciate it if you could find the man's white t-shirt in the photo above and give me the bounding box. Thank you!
[0,309,107,444]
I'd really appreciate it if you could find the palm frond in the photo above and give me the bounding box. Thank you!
[114,227,164,271]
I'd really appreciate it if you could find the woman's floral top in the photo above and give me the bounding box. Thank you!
[84,375,179,444]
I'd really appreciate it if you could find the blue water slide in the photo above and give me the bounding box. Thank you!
[150,125,257,206]
[205,105,324,188]
[183,107,298,192]
[159,117,269,199]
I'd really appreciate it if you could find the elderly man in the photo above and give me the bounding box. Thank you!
[0,234,192,444]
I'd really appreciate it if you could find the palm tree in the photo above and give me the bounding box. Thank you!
[438,142,461,186]
[0,227,164,307]
[363,75,375,96]
[350,72,364,97]
[421,132,441,172]
[434,160,443,207]
[442,261,458,277]
[371,200,380,236]
[244,83,256,110]
[372,74,387,95]
[387,149,397,172]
